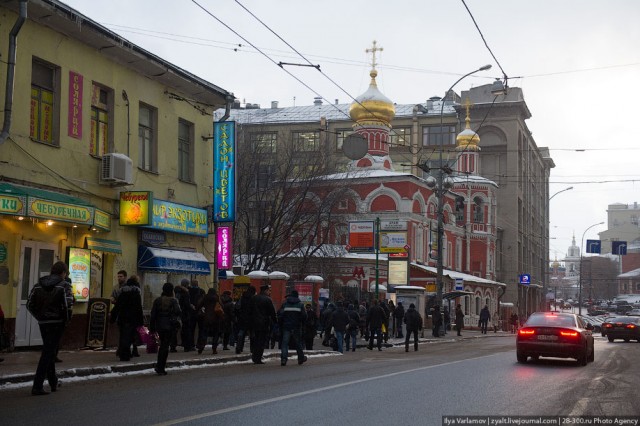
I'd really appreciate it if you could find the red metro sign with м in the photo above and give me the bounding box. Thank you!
[519,274,531,286]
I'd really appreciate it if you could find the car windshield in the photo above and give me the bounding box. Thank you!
[525,314,576,327]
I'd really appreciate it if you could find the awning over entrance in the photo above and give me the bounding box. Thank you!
[443,291,474,300]
[85,237,122,254]
[137,246,211,275]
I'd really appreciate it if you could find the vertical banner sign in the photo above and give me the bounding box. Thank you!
[217,226,232,270]
[67,247,91,302]
[68,71,83,139]
[213,122,236,222]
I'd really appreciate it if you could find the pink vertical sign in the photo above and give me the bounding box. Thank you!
[68,71,83,139]
[217,226,232,270]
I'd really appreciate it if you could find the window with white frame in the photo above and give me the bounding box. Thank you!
[422,125,456,147]
[292,131,320,152]
[250,132,277,153]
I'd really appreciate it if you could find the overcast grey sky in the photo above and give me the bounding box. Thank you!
[64,0,640,262]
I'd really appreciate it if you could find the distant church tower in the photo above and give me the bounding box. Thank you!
[564,233,581,275]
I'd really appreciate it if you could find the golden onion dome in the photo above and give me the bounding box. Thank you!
[349,69,395,126]
[456,98,480,151]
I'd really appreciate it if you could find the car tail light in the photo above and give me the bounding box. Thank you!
[626,324,636,329]
[559,329,579,338]
[604,324,613,328]
[519,328,535,336]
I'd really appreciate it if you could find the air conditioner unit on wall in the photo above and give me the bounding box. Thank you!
[100,153,133,185]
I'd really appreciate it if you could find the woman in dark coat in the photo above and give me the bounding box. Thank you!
[149,282,181,375]
[455,304,465,336]
[197,289,223,354]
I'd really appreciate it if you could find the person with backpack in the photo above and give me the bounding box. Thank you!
[345,304,360,352]
[26,261,70,395]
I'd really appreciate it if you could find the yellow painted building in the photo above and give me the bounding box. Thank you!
[0,0,233,348]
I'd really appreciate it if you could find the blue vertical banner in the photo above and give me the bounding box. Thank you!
[213,121,236,222]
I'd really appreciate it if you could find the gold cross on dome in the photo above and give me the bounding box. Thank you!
[463,97,474,120]
[366,40,383,70]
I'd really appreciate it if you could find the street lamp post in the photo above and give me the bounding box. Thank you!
[426,64,492,308]
[545,186,574,310]
[549,186,573,201]
[579,221,604,315]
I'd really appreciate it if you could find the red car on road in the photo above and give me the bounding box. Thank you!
[516,312,595,366]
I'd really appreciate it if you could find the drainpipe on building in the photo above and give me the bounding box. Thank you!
[0,0,28,146]
[217,95,234,122]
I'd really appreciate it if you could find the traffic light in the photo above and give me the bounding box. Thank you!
[455,196,465,211]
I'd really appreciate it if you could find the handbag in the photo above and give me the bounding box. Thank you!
[136,325,151,345]
[146,332,159,354]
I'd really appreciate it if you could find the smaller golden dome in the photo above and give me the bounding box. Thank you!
[456,98,480,151]
[349,70,395,126]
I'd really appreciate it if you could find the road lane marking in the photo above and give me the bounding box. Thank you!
[153,353,500,425]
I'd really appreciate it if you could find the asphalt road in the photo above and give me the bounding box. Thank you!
[1,335,638,425]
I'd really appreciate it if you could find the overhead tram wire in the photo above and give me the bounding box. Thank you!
[233,0,446,151]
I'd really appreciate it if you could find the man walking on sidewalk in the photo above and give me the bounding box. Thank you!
[366,299,385,351]
[279,290,307,366]
[27,261,70,395]
[250,284,276,364]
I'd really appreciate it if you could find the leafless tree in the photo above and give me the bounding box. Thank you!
[234,125,352,274]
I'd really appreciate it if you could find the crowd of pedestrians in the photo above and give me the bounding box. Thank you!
[24,266,498,394]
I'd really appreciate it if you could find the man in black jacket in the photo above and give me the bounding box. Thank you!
[27,261,70,395]
[110,276,144,361]
[279,290,307,366]
[404,303,422,352]
[250,284,276,364]
[366,299,385,351]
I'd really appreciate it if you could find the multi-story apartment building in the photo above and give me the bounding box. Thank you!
[0,0,233,348]
[599,202,640,254]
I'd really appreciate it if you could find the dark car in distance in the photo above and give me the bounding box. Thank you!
[516,312,595,366]
[601,316,640,342]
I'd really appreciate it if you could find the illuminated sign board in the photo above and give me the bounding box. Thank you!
[93,208,111,231]
[388,259,408,285]
[149,199,207,236]
[0,193,26,215]
[217,226,232,269]
[67,247,91,302]
[213,121,236,222]
[29,197,94,225]
[119,191,152,226]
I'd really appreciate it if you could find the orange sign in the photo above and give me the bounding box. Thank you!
[348,221,375,253]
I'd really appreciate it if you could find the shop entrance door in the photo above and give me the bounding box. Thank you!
[14,241,57,347]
